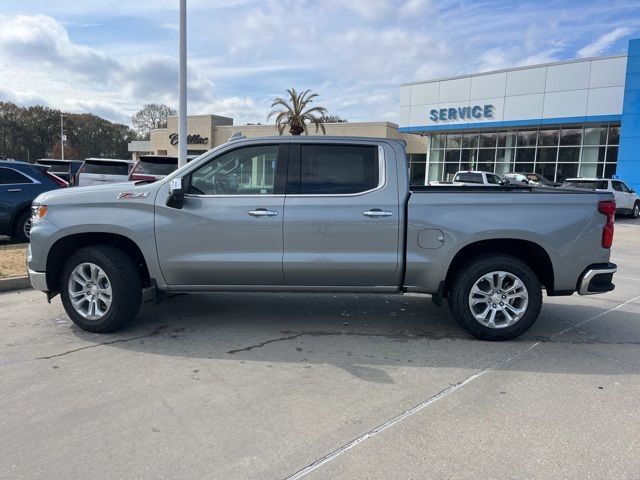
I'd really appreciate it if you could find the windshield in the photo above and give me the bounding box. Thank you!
[132,158,177,176]
[563,180,607,189]
[453,172,483,183]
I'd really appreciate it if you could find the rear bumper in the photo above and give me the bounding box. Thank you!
[28,269,48,292]
[577,262,617,295]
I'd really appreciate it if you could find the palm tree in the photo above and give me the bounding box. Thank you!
[267,88,327,135]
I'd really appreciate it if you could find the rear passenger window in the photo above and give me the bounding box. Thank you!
[300,145,379,194]
[0,167,32,184]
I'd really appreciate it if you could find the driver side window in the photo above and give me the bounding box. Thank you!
[188,145,279,195]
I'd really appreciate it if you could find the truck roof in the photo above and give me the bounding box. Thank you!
[227,135,407,146]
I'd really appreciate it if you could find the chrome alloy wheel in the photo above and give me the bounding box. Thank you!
[23,217,32,239]
[468,271,529,329]
[67,263,113,320]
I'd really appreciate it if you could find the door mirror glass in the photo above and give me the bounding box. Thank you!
[167,177,185,209]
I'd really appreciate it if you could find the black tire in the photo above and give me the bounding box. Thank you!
[631,202,640,219]
[59,245,142,333]
[448,254,542,341]
[13,211,31,243]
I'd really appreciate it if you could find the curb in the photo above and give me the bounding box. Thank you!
[0,276,31,293]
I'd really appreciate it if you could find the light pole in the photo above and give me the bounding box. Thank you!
[178,0,187,167]
[60,114,66,160]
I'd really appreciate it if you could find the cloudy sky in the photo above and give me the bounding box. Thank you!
[0,0,638,126]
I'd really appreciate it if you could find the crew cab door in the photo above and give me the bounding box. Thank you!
[155,143,288,286]
[282,142,400,287]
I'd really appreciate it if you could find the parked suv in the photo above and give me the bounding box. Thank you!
[76,159,134,187]
[563,178,639,218]
[0,160,67,242]
[129,155,178,182]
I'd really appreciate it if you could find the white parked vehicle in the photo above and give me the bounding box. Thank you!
[563,178,639,218]
[430,170,503,186]
[76,158,134,187]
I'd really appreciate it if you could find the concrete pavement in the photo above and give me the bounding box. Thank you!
[1,219,639,479]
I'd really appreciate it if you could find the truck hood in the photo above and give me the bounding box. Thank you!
[34,181,161,205]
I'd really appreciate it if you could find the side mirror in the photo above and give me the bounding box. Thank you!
[166,177,185,209]
[521,179,529,184]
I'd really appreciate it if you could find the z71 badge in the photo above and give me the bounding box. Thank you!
[117,192,150,199]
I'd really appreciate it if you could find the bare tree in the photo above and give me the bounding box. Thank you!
[132,104,176,138]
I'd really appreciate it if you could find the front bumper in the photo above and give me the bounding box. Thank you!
[28,269,48,292]
[577,262,617,295]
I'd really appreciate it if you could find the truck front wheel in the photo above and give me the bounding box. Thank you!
[448,254,542,341]
[59,246,142,333]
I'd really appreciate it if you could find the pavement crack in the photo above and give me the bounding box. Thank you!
[227,333,303,354]
[35,325,168,360]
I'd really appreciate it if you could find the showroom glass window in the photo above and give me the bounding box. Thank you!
[426,124,619,183]
[188,145,278,195]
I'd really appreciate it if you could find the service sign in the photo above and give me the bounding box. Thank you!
[429,104,494,122]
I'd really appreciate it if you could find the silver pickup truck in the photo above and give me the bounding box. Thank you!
[27,136,617,340]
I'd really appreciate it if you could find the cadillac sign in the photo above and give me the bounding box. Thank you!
[169,133,209,146]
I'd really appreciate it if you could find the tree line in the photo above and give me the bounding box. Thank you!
[0,102,137,162]
[0,92,346,162]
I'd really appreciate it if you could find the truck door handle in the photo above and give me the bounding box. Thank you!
[248,208,278,217]
[363,209,393,218]
[7,188,22,192]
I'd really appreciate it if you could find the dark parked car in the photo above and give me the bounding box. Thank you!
[128,155,178,182]
[503,172,561,187]
[0,160,67,242]
[35,159,83,186]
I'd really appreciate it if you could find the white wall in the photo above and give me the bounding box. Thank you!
[400,56,627,129]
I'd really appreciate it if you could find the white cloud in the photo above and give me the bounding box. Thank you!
[0,2,638,127]
[577,27,632,58]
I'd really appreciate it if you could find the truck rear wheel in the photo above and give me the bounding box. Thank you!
[59,246,142,333]
[448,254,542,341]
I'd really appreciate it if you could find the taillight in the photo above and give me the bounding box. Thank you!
[598,200,615,248]
[130,174,157,182]
[46,172,69,188]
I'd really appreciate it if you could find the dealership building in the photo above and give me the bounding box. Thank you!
[399,38,640,189]
[129,38,640,190]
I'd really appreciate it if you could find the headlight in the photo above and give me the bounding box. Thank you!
[31,204,48,223]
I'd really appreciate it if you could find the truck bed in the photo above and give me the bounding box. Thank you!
[404,186,613,294]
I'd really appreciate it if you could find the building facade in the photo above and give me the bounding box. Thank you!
[129,116,427,161]
[400,38,640,190]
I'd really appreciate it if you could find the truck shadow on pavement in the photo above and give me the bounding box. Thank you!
[67,291,640,382]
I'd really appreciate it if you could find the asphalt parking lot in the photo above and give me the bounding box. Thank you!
[1,219,639,480]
